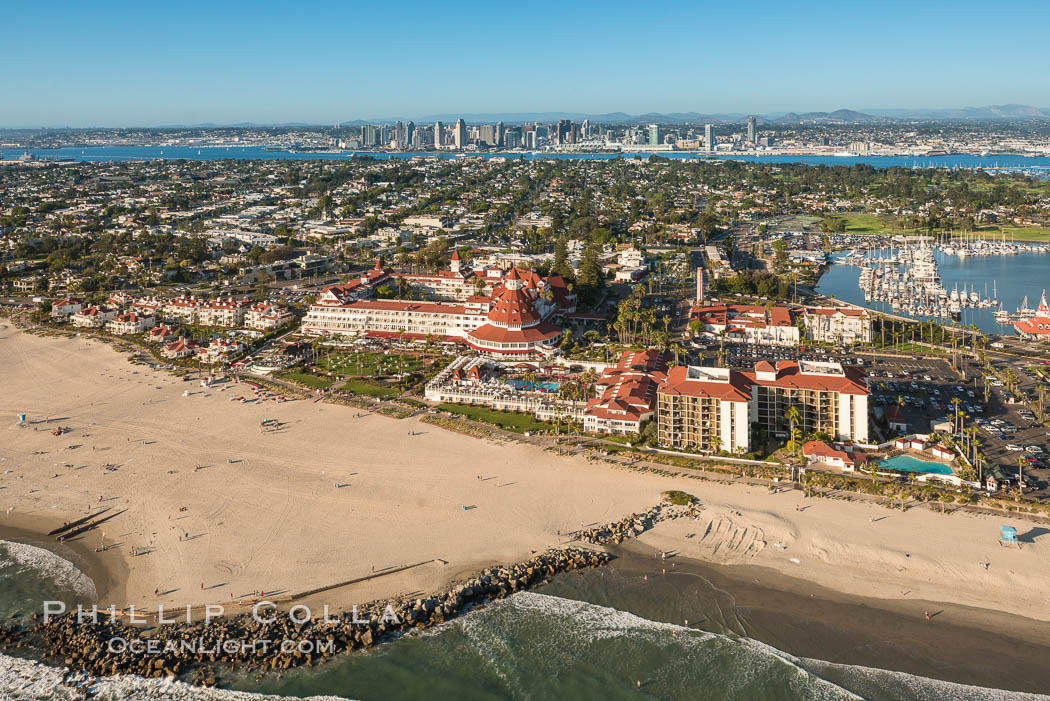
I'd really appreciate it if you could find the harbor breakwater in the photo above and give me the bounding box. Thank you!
[0,502,699,690]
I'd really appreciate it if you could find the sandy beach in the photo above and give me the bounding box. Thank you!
[1,321,1049,633]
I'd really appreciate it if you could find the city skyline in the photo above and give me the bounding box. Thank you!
[4,0,1050,127]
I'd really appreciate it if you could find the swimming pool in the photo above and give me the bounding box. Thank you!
[877,455,954,475]
[506,379,561,392]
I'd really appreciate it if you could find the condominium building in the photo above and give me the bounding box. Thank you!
[802,307,872,344]
[197,297,252,327]
[71,306,118,328]
[744,360,869,443]
[657,360,869,452]
[244,303,296,331]
[162,296,204,323]
[50,298,83,318]
[657,366,753,453]
[107,311,156,335]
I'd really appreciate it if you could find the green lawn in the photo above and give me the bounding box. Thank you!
[841,214,897,236]
[316,351,424,377]
[991,227,1050,242]
[342,379,400,399]
[278,371,335,390]
[436,403,555,434]
[861,341,945,354]
[835,214,1050,242]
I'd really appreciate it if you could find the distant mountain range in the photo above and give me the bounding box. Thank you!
[12,106,1050,131]
[347,105,1050,126]
[863,104,1050,120]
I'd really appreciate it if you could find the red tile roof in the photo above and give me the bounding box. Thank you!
[466,320,561,344]
[742,361,867,395]
[659,366,752,402]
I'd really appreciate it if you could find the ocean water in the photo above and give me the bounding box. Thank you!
[0,539,95,621]
[2,542,1048,701]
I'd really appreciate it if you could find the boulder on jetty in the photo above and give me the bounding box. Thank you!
[0,548,610,686]
[576,502,700,545]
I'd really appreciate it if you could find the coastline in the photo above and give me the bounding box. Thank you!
[4,321,1050,693]
[600,541,1050,695]
[10,506,1050,696]
[0,513,127,608]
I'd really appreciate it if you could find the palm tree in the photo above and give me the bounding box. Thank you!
[949,397,962,432]
[669,342,684,367]
[784,405,802,453]
[708,434,722,454]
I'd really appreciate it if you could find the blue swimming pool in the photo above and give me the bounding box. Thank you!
[877,455,954,475]
[506,379,561,392]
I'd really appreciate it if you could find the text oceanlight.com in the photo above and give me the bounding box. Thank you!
[107,637,336,656]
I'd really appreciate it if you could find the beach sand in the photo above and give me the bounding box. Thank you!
[0,325,680,614]
[2,323,1050,688]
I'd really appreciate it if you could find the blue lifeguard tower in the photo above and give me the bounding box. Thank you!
[999,525,1019,548]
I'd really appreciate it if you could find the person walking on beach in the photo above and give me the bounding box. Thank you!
[924,610,930,622]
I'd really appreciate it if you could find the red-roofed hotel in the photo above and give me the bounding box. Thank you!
[302,261,570,357]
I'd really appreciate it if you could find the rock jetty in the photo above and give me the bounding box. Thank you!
[0,548,609,687]
[577,502,701,545]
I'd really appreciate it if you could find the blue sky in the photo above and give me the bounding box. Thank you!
[3,0,1049,126]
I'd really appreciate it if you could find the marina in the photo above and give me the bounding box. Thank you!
[820,239,1050,333]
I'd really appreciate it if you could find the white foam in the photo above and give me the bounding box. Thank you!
[0,651,356,701]
[0,539,97,600]
[795,654,1050,701]
[463,592,1047,701]
[498,590,715,640]
[460,592,859,700]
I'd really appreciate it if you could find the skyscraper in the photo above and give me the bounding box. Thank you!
[405,120,415,147]
[647,124,660,146]
[705,124,715,152]
[454,119,467,149]
[362,124,379,147]
[555,119,571,145]
[746,116,757,145]
[434,121,443,147]
[496,120,504,147]
[581,119,590,140]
